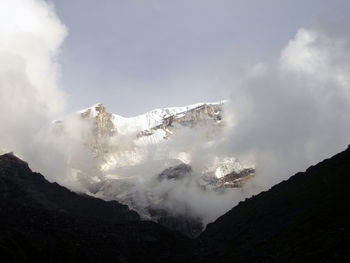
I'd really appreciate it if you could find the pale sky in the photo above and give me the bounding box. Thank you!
[53,0,349,116]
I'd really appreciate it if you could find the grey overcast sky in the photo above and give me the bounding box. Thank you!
[53,0,349,116]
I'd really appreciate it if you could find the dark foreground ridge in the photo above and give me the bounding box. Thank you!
[0,153,194,263]
[1,146,350,262]
[199,146,350,262]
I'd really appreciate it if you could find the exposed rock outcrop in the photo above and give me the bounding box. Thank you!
[80,103,115,138]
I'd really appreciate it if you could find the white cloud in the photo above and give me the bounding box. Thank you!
[0,0,67,173]
[223,24,350,192]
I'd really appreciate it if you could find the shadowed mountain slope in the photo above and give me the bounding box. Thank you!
[198,146,350,262]
[0,153,140,222]
[1,144,350,262]
[0,153,194,263]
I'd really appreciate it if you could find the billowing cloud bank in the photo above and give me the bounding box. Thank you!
[222,22,350,192]
[0,0,66,156]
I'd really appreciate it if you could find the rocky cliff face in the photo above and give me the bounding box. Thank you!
[80,103,115,138]
[146,103,223,138]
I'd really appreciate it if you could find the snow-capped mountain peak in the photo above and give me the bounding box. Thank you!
[79,101,226,135]
[52,100,254,237]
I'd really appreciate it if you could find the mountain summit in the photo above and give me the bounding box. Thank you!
[79,101,225,142]
[53,101,254,237]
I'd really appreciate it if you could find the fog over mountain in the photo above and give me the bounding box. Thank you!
[222,22,350,191]
[0,0,350,232]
